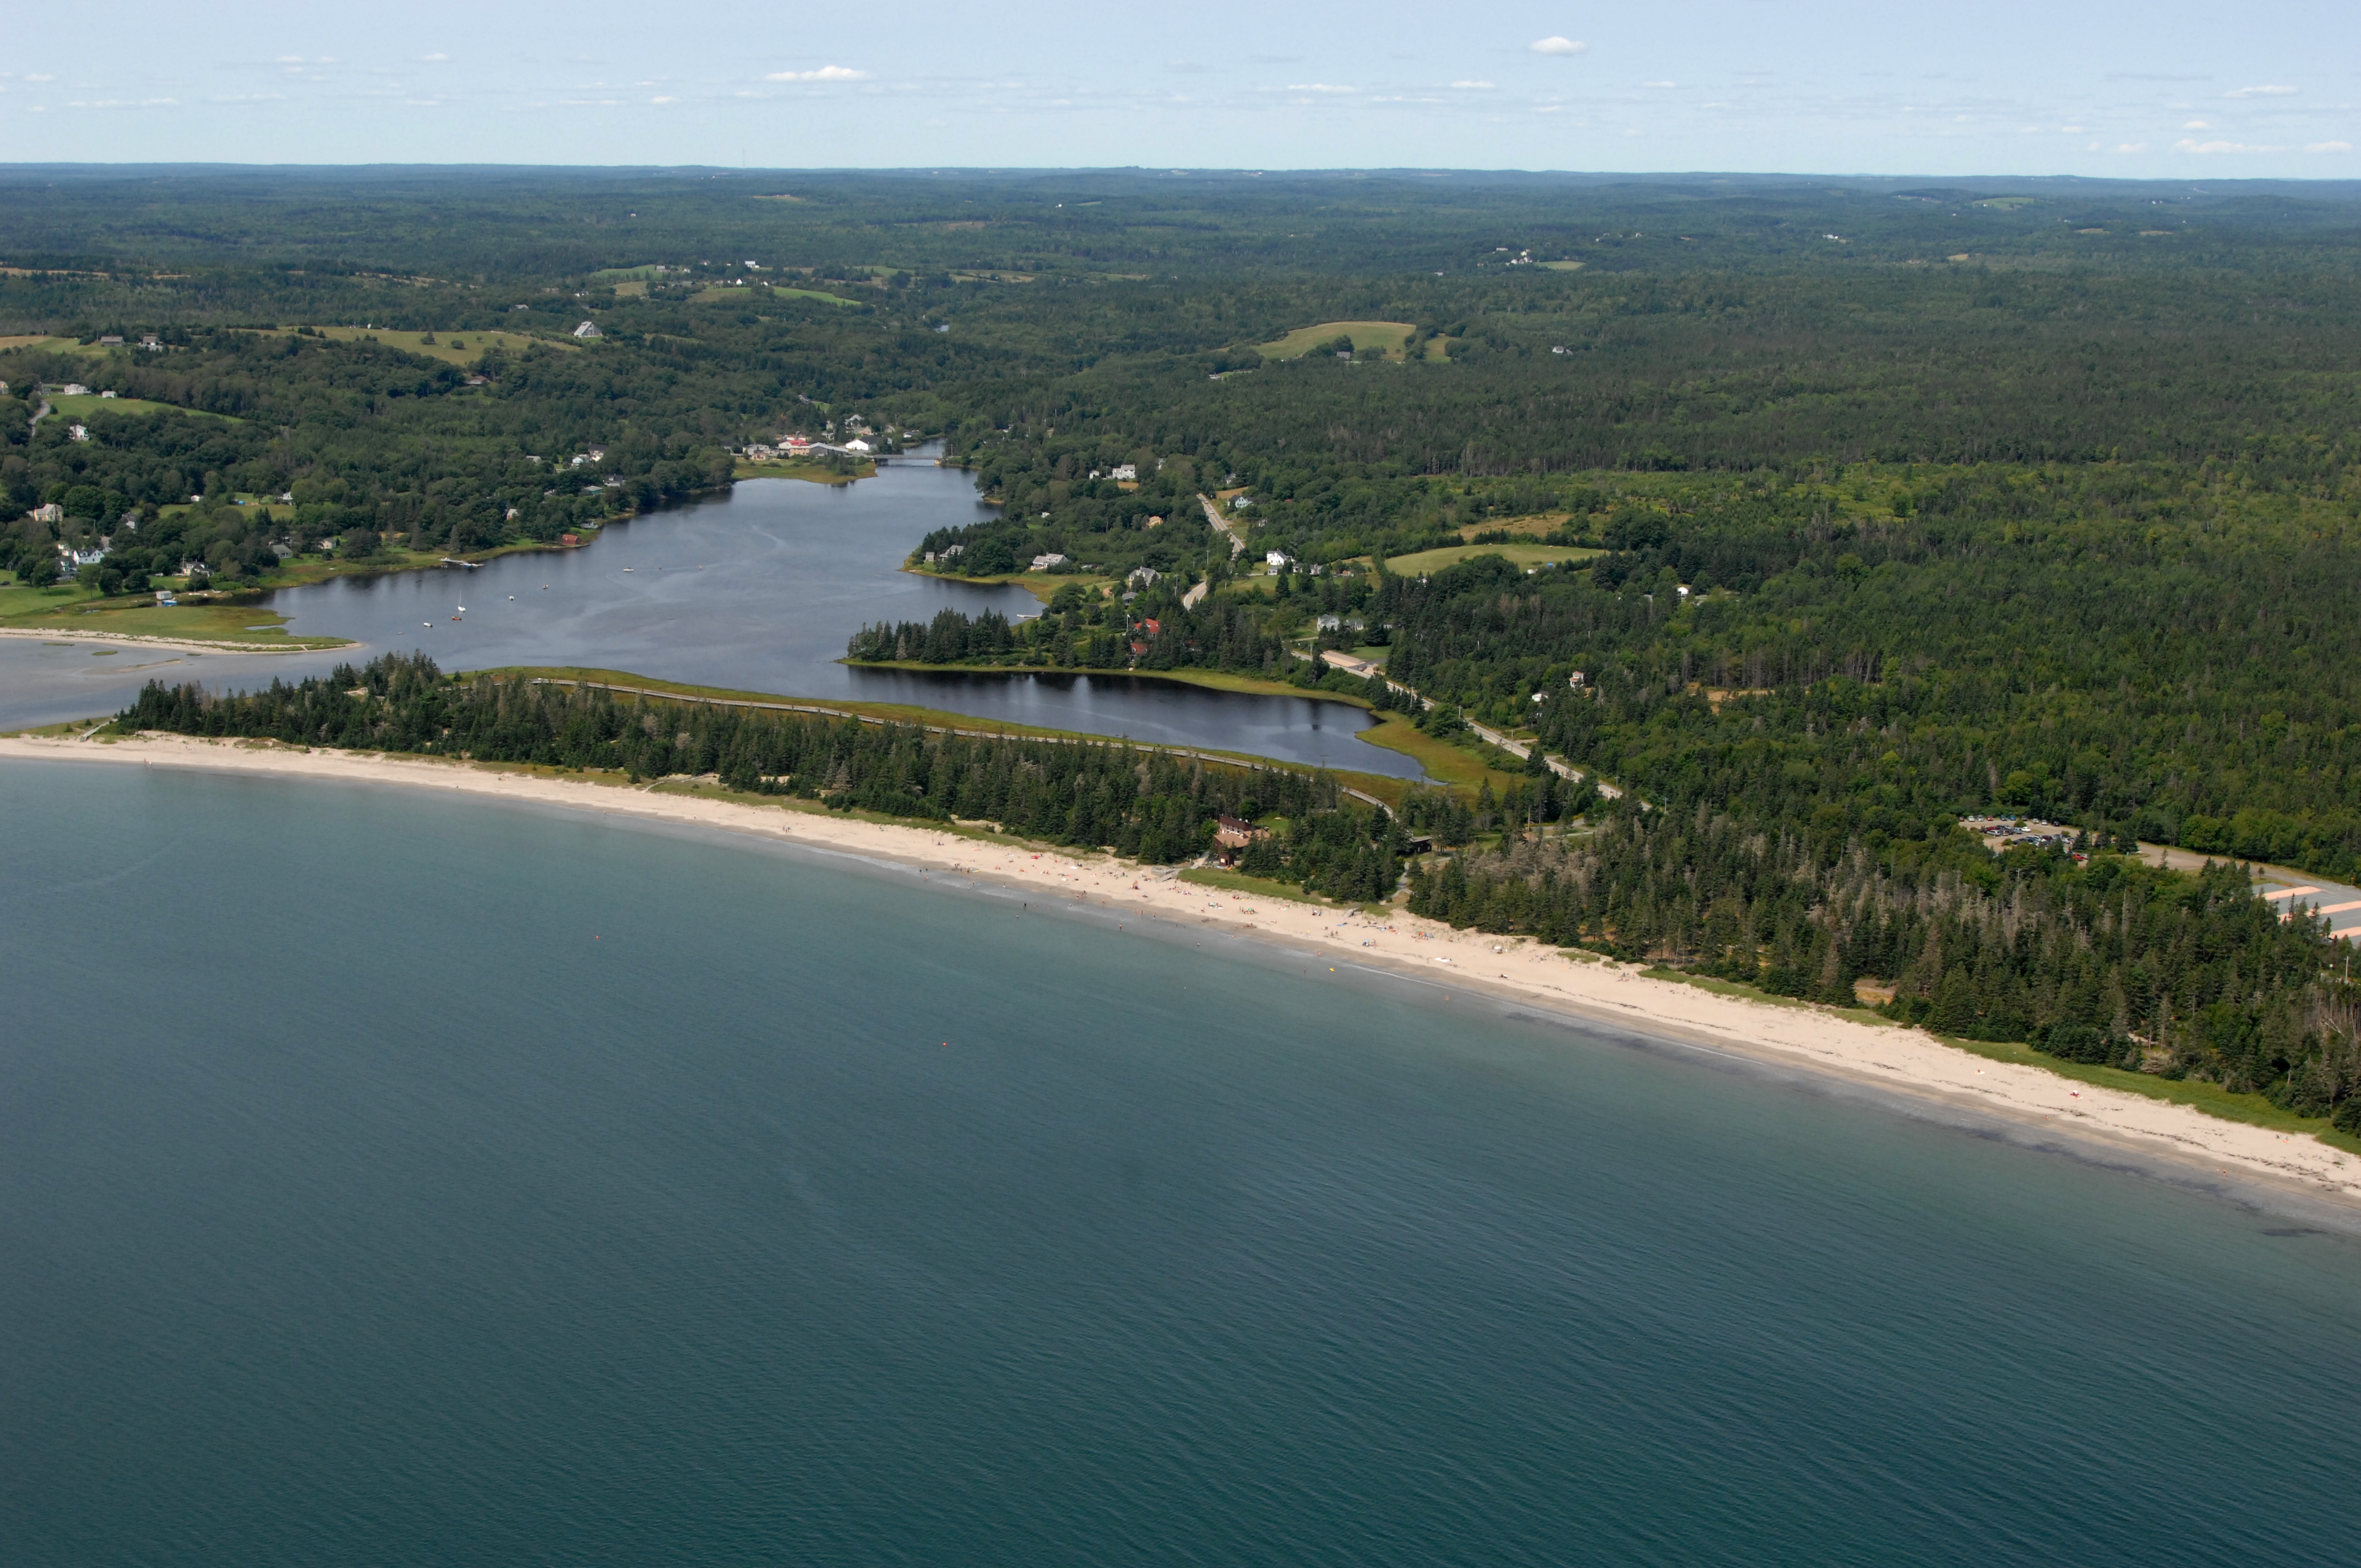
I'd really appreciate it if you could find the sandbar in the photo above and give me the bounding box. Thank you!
[0,625,348,656]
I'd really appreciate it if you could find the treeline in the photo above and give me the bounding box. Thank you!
[1406,808,2361,1128]
[846,590,1311,676]
[0,328,749,590]
[113,654,1402,888]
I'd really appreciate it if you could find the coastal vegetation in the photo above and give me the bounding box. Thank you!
[114,654,1410,897]
[14,166,2361,1119]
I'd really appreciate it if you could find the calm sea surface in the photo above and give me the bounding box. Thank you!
[0,459,1410,776]
[7,760,2361,1566]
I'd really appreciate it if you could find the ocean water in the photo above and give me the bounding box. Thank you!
[6,759,2360,1567]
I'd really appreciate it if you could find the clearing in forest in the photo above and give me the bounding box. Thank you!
[1255,320,1421,361]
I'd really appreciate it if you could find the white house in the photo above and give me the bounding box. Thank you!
[844,438,872,453]
[572,321,602,339]
[68,424,90,442]
[32,503,64,523]
[1265,550,1290,568]
[1030,552,1069,570]
[1109,464,1138,481]
[1128,566,1161,586]
[60,383,91,396]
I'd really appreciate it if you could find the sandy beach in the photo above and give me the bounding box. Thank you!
[0,625,347,657]
[9,728,2359,1214]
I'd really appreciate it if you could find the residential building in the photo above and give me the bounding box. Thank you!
[1029,552,1069,570]
[573,321,602,339]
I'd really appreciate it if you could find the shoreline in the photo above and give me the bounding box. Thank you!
[8,729,2360,1217]
[0,625,353,656]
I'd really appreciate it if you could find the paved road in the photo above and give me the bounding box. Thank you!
[1304,649,1634,802]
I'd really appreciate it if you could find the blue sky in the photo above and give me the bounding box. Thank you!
[6,1,2354,177]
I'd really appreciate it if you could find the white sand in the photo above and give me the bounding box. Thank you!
[0,625,346,656]
[10,729,2360,1211]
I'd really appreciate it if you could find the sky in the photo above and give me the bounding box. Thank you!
[4,1,2355,178]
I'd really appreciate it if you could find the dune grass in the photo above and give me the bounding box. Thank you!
[0,586,350,647]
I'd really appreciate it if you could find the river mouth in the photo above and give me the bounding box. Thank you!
[0,458,1417,776]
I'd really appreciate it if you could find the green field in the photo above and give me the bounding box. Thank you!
[1255,320,1419,361]
[48,393,233,421]
[694,285,862,307]
[0,586,351,648]
[1380,542,1602,575]
[285,326,570,366]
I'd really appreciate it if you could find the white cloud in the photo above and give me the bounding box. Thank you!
[421,53,451,63]
[2227,84,2298,97]
[651,95,677,105]
[26,73,56,82]
[765,66,866,83]
[1528,37,1585,56]
[2308,140,2354,153]
[2114,143,2148,153]
[2183,120,2210,129]
[2175,138,2284,153]
[1449,80,1494,90]
[1287,83,1356,93]
[1642,80,1674,89]
[2059,124,2085,133]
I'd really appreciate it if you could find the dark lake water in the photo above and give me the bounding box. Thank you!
[0,458,1412,776]
[8,759,2361,1566]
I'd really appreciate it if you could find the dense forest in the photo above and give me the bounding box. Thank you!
[114,654,1406,899]
[14,167,2361,1108]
